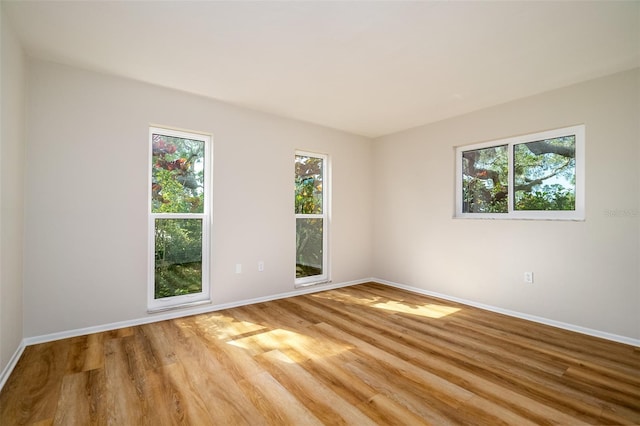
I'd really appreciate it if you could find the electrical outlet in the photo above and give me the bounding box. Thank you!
[524,272,534,283]
[235,264,242,274]
[258,261,264,272]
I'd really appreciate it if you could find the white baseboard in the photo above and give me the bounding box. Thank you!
[23,278,371,347]
[7,276,636,393]
[0,339,26,391]
[374,278,640,347]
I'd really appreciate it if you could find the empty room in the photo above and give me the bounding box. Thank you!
[1,1,639,424]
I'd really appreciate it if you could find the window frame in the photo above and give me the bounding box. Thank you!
[295,150,330,287]
[148,126,212,312]
[455,125,585,220]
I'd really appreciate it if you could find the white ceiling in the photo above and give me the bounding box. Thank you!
[3,0,639,138]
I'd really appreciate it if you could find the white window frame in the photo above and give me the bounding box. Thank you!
[455,125,585,220]
[295,150,330,287]
[148,126,212,311]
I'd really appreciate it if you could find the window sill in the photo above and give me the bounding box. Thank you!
[147,299,212,314]
[295,279,332,289]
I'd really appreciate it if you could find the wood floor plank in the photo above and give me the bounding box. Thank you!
[316,321,550,426]
[1,282,639,425]
[239,371,324,426]
[323,296,618,422]
[156,362,217,425]
[335,285,640,424]
[433,300,640,371]
[257,349,377,425]
[169,326,267,424]
[450,316,640,385]
[82,333,105,372]
[102,336,148,425]
[0,340,69,425]
[357,393,432,426]
[51,371,92,425]
[344,356,471,425]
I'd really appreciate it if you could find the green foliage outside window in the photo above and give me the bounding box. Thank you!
[295,156,323,214]
[295,155,324,278]
[151,133,205,299]
[296,218,323,278]
[154,219,202,299]
[462,135,576,213]
[462,145,508,213]
[514,137,576,211]
[152,134,205,213]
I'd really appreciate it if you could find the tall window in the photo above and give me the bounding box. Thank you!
[149,127,211,311]
[455,125,585,220]
[295,151,329,286]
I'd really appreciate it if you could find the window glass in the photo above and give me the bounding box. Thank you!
[462,145,508,213]
[296,218,324,279]
[295,155,323,214]
[154,218,203,299]
[513,136,576,211]
[152,134,205,213]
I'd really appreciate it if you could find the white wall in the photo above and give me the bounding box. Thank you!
[17,57,640,343]
[0,12,26,374]
[373,69,640,340]
[23,59,373,337]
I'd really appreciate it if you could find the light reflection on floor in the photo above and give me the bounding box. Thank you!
[227,328,349,362]
[180,286,461,365]
[311,288,461,319]
[371,300,460,318]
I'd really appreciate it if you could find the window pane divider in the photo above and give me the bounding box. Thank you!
[152,213,206,219]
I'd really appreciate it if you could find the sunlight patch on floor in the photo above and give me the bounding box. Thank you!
[311,291,380,305]
[191,314,267,340]
[227,328,348,361]
[372,301,460,318]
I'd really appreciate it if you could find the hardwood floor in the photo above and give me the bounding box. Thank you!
[1,282,639,425]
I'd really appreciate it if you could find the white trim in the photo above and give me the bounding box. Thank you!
[23,278,371,347]
[0,339,26,392]
[375,278,640,347]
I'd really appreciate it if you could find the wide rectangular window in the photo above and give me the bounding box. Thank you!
[456,125,585,220]
[149,126,211,311]
[295,151,329,286]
